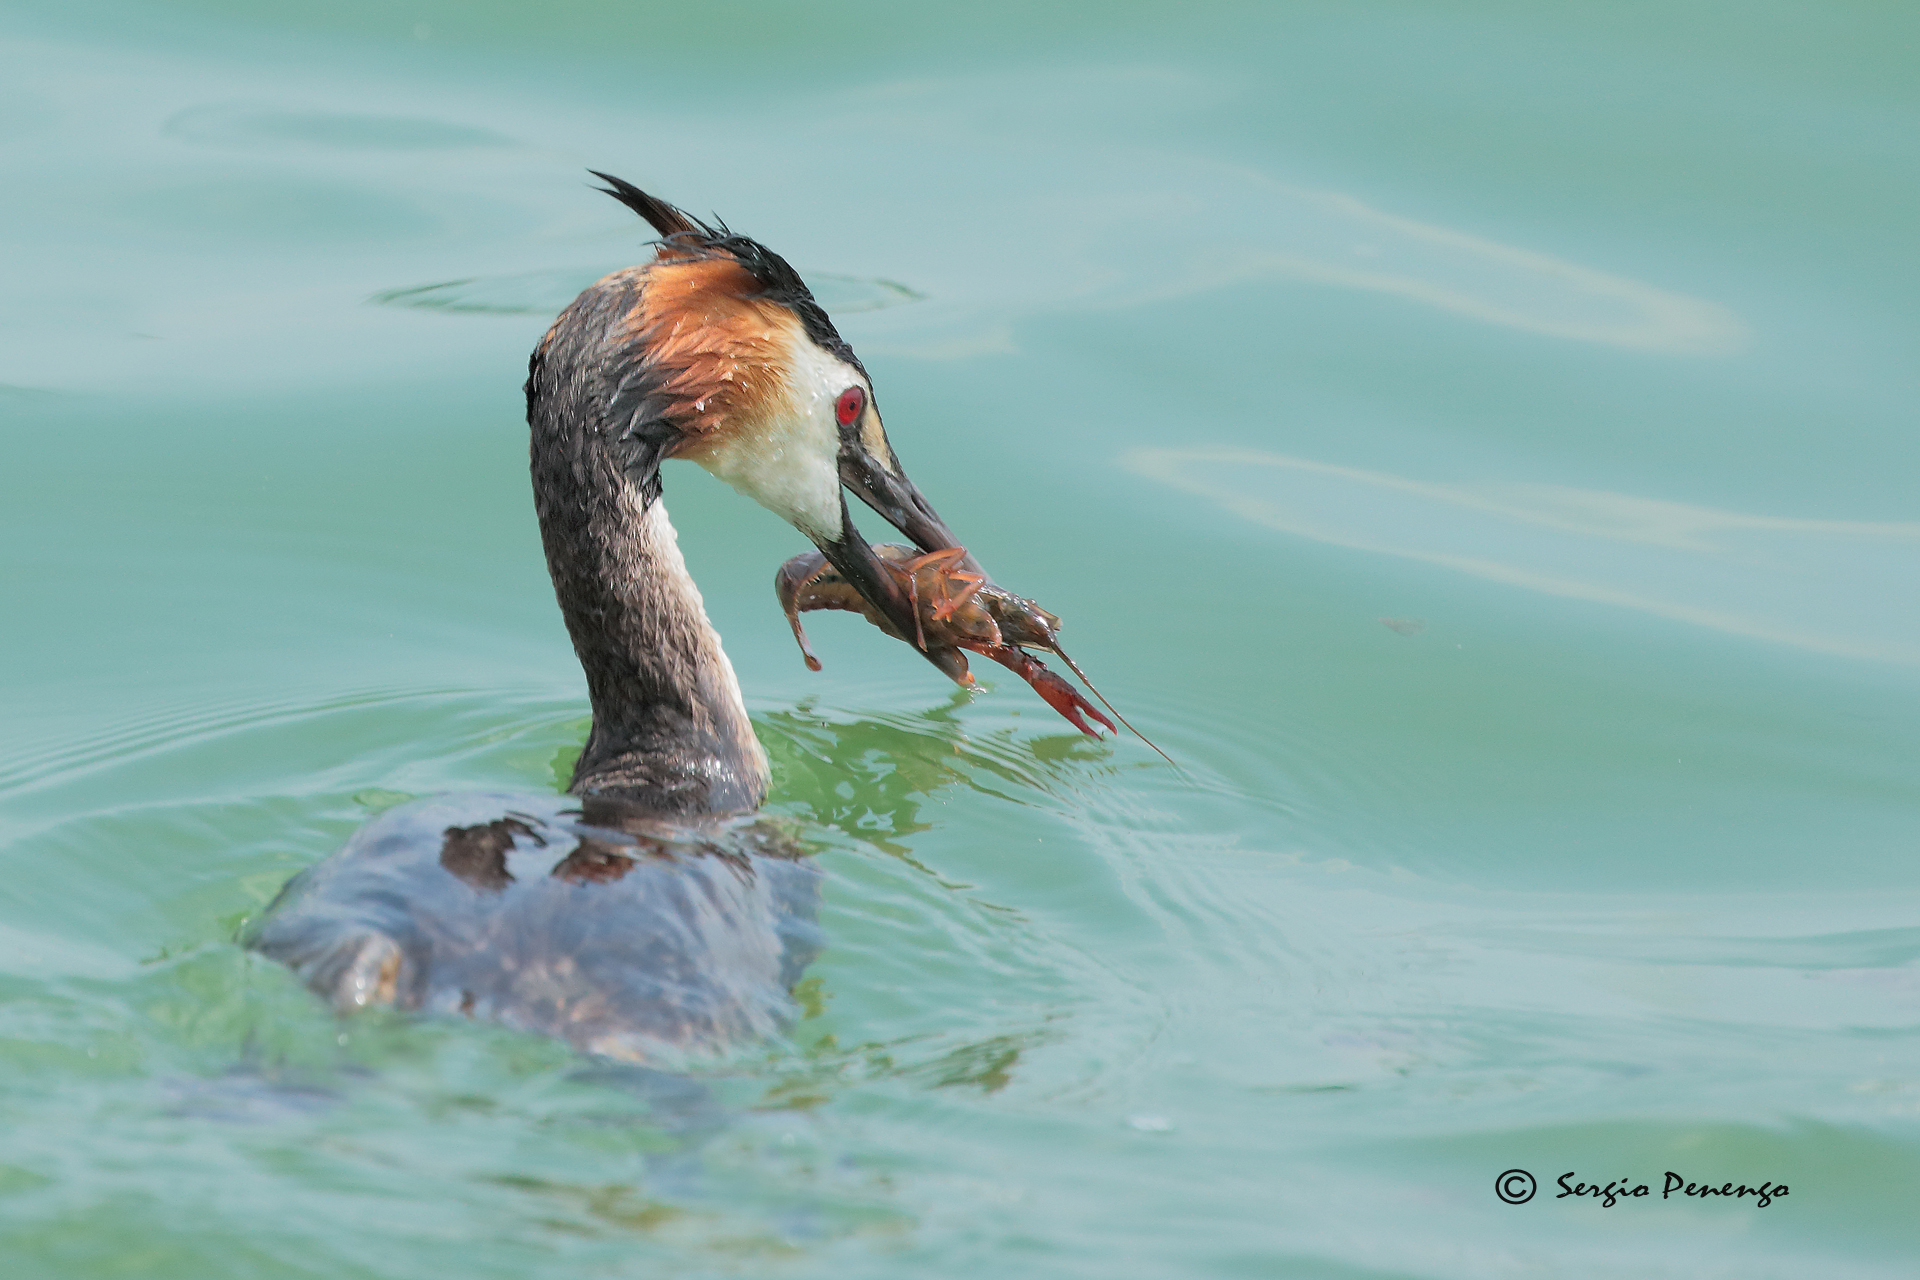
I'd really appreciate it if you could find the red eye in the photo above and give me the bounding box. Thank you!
[835,386,866,427]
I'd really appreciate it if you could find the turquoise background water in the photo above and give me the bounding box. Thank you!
[4,2,1919,1275]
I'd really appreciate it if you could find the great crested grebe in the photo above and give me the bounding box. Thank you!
[245,176,1115,1063]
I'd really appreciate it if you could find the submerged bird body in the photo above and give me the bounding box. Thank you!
[248,793,821,1063]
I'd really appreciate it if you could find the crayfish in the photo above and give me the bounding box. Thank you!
[774,544,1171,763]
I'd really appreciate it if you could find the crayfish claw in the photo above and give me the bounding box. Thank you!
[967,644,1116,738]
[775,543,1169,759]
[1030,668,1116,736]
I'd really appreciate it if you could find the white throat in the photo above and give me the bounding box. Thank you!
[691,334,860,542]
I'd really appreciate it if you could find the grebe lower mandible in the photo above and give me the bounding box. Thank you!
[244,176,1112,1064]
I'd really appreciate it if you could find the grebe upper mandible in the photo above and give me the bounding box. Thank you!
[243,176,1053,1063]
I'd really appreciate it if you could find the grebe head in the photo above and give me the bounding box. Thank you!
[574,171,962,648]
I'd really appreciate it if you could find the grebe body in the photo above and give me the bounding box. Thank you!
[248,793,820,1062]
[248,177,972,1060]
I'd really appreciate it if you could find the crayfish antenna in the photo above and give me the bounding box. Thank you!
[1051,644,1177,766]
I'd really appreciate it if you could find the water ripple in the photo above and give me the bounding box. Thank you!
[372,270,924,318]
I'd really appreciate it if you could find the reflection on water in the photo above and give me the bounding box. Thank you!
[1126,445,1920,665]
[1247,187,1746,354]
[372,269,924,317]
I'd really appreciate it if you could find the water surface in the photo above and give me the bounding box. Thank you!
[3,2,1918,1275]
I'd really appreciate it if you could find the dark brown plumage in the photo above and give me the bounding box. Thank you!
[526,264,772,811]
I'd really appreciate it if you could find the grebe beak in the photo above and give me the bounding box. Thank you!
[812,430,977,661]
[838,446,962,556]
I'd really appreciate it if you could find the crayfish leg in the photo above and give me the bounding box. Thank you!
[902,547,971,576]
[928,572,988,622]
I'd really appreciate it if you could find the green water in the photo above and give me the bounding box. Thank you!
[4,1,1919,1274]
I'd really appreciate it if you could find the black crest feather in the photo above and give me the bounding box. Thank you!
[587,171,715,240]
[586,171,867,380]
